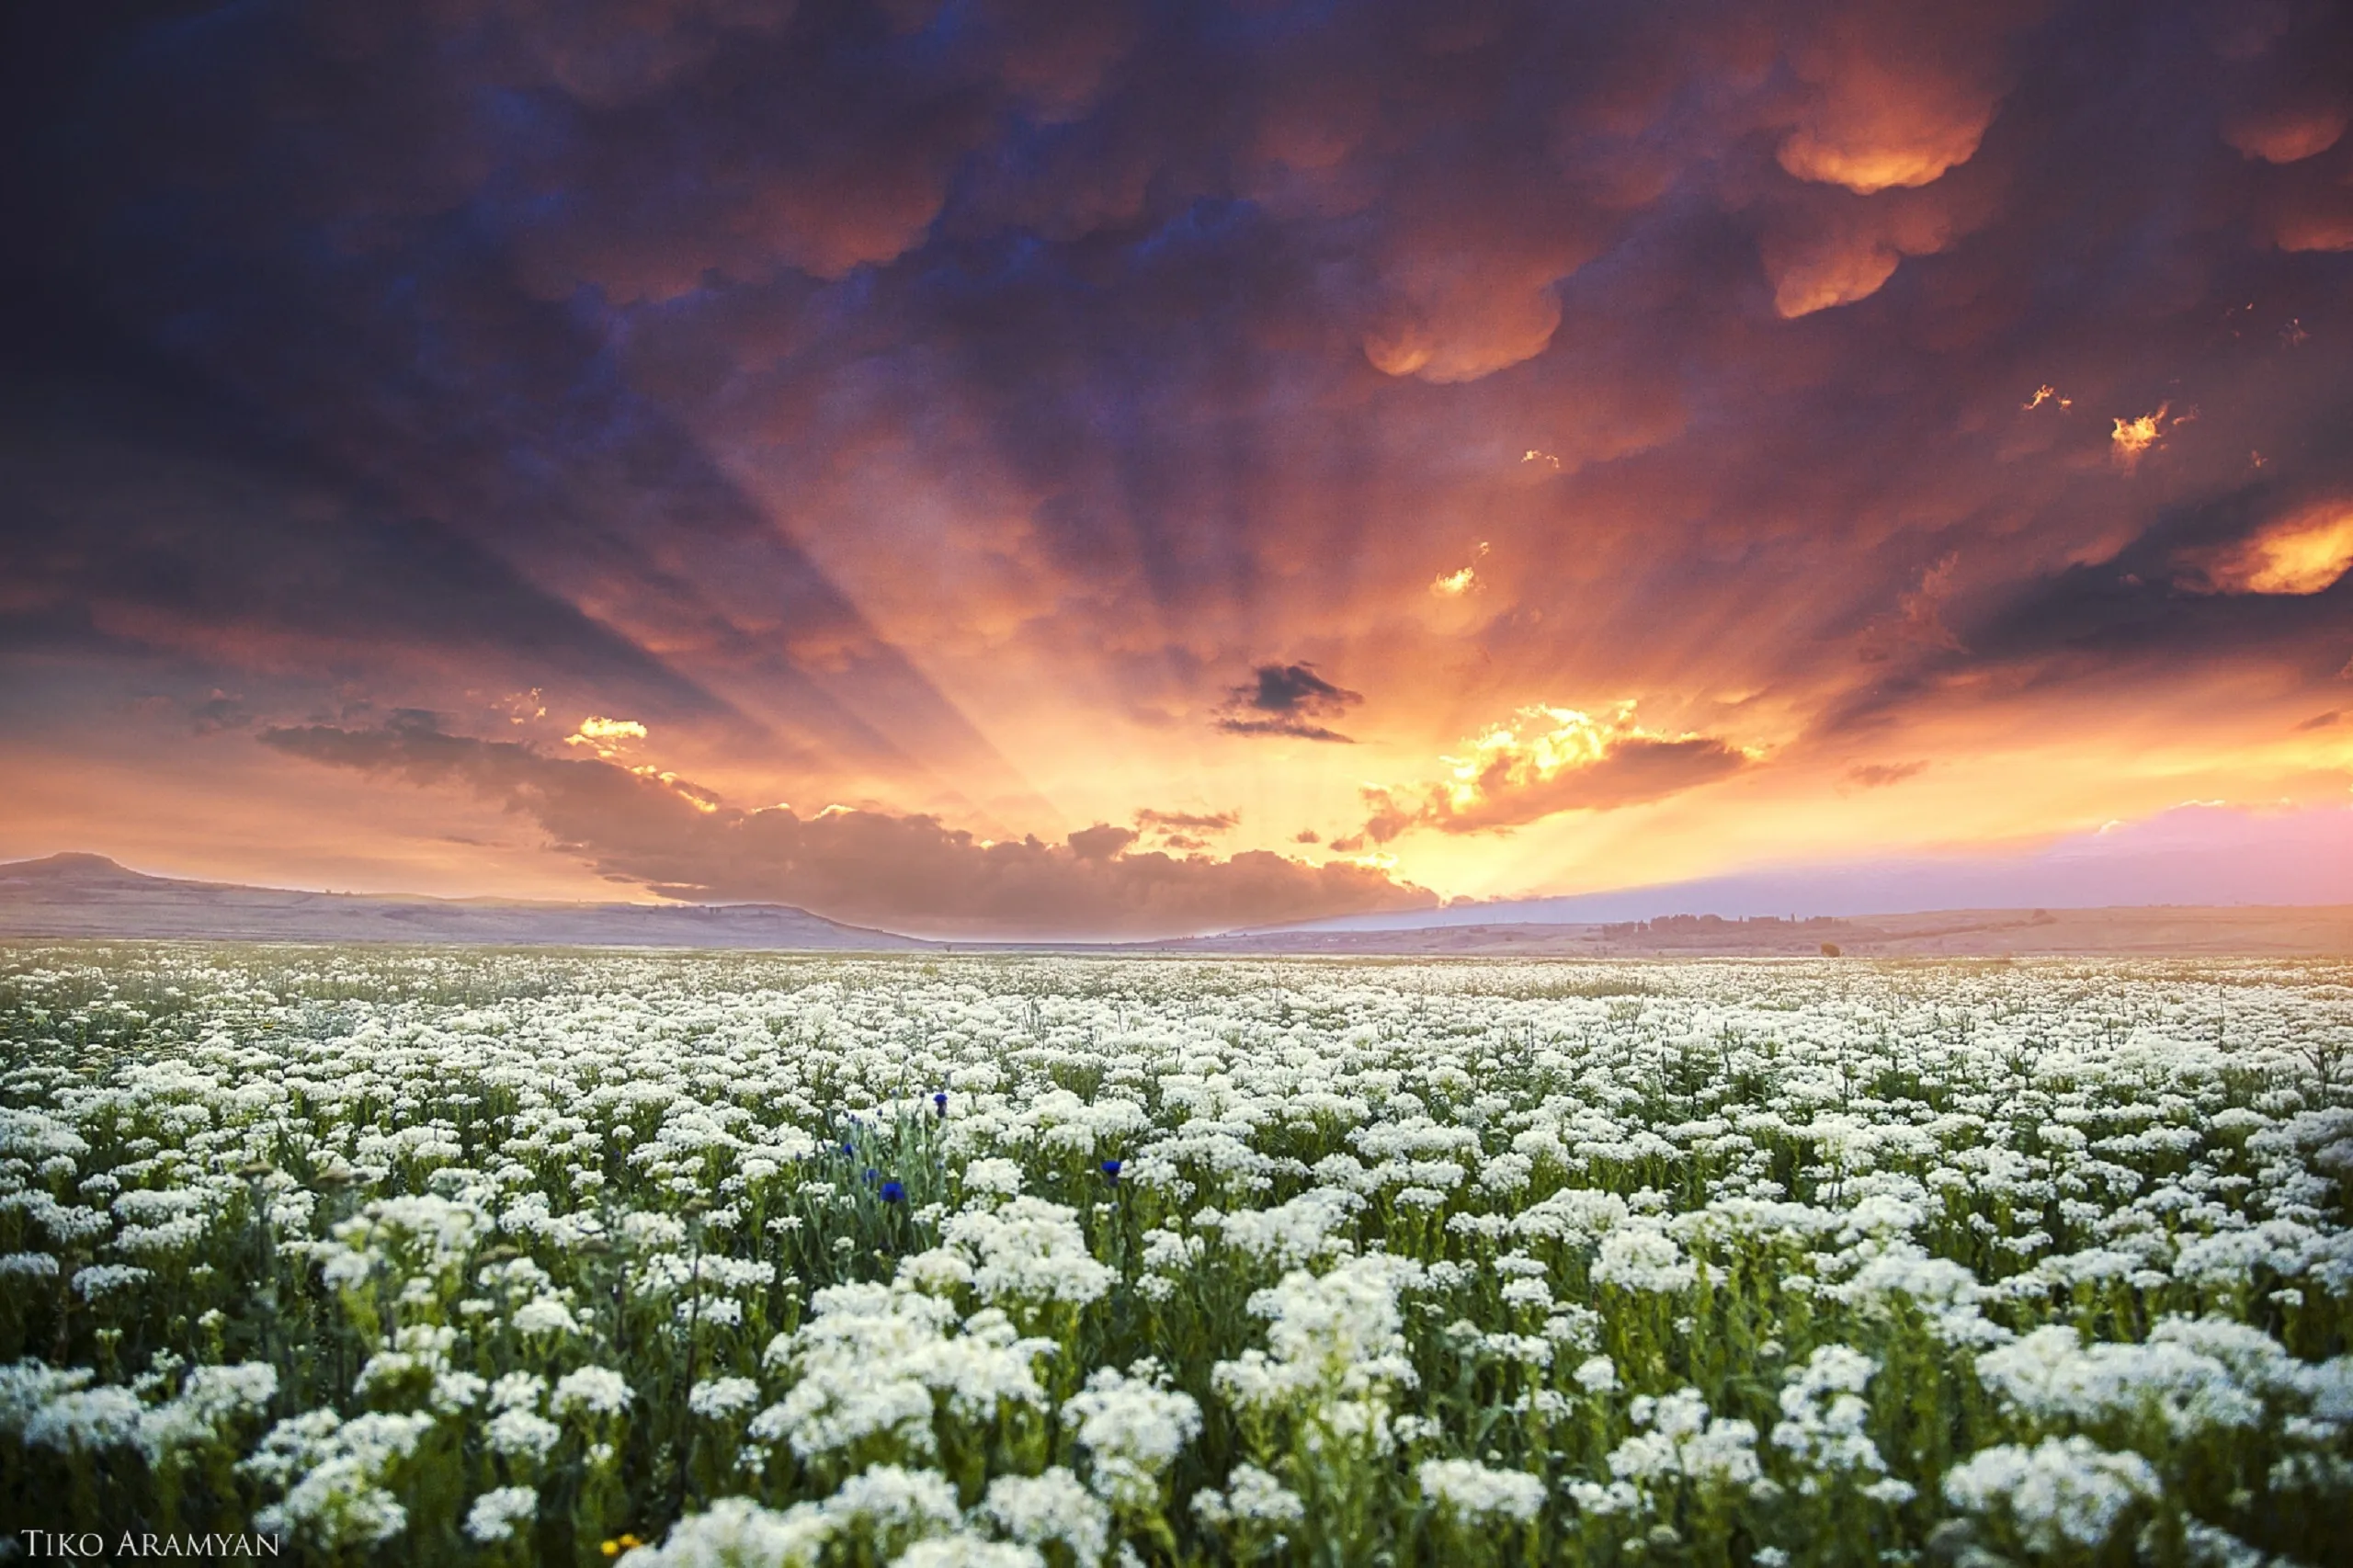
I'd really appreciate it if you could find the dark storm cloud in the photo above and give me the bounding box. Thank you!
[1816,481,2353,737]
[256,719,1431,937]
[1215,664,1363,743]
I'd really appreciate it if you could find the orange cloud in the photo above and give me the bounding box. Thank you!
[1352,703,1752,843]
[1761,177,1985,318]
[1779,112,1991,196]
[1775,12,2018,193]
[1362,206,1589,382]
[257,718,1432,937]
[2273,201,2353,253]
[570,715,647,741]
[2222,101,2349,164]
[1362,271,1564,383]
[563,714,651,758]
[2110,404,2175,467]
[2199,504,2353,596]
[1766,233,1901,317]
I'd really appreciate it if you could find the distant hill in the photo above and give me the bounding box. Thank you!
[0,854,932,950]
[4,854,2347,957]
[1150,905,2353,959]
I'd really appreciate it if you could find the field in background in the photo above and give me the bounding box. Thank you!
[3,945,2350,1566]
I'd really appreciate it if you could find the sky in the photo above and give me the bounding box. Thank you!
[2,0,2349,938]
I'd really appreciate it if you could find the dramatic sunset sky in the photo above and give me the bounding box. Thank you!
[4,0,2351,936]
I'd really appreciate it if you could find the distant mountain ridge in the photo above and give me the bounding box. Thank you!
[0,854,932,950]
[4,854,2347,956]
[1149,906,2353,959]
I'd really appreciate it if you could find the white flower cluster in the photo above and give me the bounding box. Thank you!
[1768,1346,1913,1503]
[1418,1457,1548,1523]
[1061,1360,1202,1507]
[1604,1388,1765,1496]
[750,1282,1051,1462]
[1942,1435,2161,1550]
[1,946,2348,1565]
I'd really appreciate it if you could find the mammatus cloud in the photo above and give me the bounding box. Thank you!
[1360,240,1574,385]
[2221,98,2349,165]
[1346,704,1752,845]
[1774,9,2020,194]
[256,719,1429,937]
[1214,665,1365,744]
[1760,187,1982,318]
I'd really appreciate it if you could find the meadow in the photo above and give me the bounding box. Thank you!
[2,944,2348,1567]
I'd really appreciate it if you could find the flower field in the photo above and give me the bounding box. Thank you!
[3,945,2350,1567]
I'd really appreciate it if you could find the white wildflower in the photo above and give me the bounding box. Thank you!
[1942,1436,2160,1551]
[1417,1458,1546,1523]
[464,1485,539,1544]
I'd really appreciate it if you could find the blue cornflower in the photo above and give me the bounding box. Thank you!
[840,1142,855,1157]
[933,1090,949,1117]
[1099,1159,1122,1182]
[880,1180,905,1204]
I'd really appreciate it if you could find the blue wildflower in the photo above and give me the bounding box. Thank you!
[933,1090,949,1117]
[863,1166,880,1185]
[880,1180,905,1204]
[1099,1159,1122,1182]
